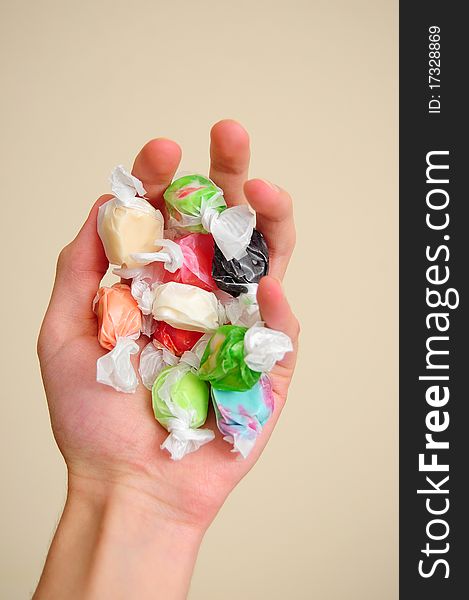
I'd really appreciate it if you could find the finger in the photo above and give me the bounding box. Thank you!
[132,138,182,207]
[45,195,110,334]
[209,119,250,206]
[257,276,299,372]
[244,179,296,280]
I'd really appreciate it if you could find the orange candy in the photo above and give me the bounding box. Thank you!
[94,283,142,350]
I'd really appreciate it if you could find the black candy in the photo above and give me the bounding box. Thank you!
[212,229,269,297]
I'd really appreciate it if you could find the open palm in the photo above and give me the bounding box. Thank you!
[38,120,299,530]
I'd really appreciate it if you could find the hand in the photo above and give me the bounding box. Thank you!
[36,120,299,599]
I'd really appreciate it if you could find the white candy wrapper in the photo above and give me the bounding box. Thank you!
[200,203,255,262]
[113,262,164,283]
[141,333,211,391]
[130,278,155,315]
[110,165,146,201]
[244,322,293,372]
[139,342,179,390]
[131,239,184,273]
[140,313,157,337]
[113,263,164,322]
[179,333,211,366]
[98,166,164,268]
[161,415,214,460]
[96,337,140,393]
[224,284,261,327]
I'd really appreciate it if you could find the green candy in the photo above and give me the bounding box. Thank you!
[163,174,226,233]
[198,325,261,391]
[152,366,209,429]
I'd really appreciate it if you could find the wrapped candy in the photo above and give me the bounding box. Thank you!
[152,337,214,460]
[152,282,224,333]
[164,233,216,291]
[164,174,224,232]
[98,166,164,268]
[153,322,204,357]
[93,283,142,393]
[198,325,258,391]
[212,376,274,458]
[164,174,255,261]
[198,322,293,391]
[131,233,217,292]
[212,229,269,297]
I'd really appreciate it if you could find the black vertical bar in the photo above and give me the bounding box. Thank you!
[400,2,467,598]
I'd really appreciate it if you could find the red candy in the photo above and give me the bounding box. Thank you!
[153,322,203,357]
[163,233,216,292]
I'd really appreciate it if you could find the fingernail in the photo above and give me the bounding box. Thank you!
[260,178,280,192]
[273,276,284,291]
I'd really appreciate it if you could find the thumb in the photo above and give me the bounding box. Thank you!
[256,276,300,372]
[41,195,110,346]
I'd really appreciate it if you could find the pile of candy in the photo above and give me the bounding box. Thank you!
[93,166,292,460]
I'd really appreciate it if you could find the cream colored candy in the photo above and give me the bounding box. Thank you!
[97,166,164,268]
[152,282,223,333]
[98,199,164,268]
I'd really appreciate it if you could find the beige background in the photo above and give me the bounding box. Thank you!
[0,0,397,598]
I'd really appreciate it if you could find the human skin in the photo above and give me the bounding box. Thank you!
[35,120,299,599]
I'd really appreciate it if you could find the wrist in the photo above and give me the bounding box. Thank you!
[65,459,223,533]
[35,473,204,599]
[68,470,207,536]
[70,473,204,598]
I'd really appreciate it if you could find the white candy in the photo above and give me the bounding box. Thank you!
[152,282,225,333]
